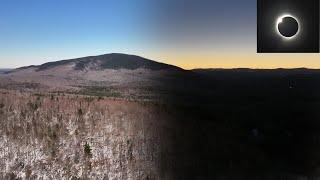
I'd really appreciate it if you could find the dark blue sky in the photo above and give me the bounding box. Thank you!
[0,0,279,69]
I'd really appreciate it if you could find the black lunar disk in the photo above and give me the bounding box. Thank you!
[257,0,319,53]
[277,16,299,38]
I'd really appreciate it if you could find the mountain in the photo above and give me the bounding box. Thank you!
[5,53,320,102]
[1,53,192,100]
[13,53,182,72]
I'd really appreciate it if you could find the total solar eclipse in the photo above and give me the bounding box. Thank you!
[276,15,299,39]
[257,0,319,53]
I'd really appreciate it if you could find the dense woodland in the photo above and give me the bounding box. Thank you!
[1,63,320,179]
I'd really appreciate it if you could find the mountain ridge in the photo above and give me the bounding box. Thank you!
[9,53,320,73]
[12,53,184,73]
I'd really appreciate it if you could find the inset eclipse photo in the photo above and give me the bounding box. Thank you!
[257,0,319,53]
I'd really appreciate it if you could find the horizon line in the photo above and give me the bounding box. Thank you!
[2,52,320,70]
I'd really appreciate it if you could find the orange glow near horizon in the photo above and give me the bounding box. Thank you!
[148,53,320,70]
[3,52,320,70]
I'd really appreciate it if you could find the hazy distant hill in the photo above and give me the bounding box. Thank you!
[193,68,320,77]
[0,69,11,74]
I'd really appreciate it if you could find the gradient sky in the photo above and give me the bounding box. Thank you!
[0,0,319,69]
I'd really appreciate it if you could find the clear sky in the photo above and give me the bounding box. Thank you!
[0,0,319,69]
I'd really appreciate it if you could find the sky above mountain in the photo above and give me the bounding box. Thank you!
[0,0,319,69]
